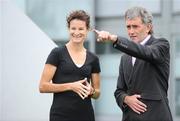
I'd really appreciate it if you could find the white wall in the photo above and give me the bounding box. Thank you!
[0,0,56,120]
[0,0,3,119]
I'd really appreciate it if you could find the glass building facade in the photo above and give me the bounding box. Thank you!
[10,0,180,120]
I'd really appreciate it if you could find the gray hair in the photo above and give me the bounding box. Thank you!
[125,6,153,34]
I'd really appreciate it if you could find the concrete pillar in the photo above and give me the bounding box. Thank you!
[161,0,175,118]
[0,0,3,120]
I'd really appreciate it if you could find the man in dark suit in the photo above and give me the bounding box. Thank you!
[94,6,173,121]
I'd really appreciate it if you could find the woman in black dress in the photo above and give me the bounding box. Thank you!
[39,10,101,121]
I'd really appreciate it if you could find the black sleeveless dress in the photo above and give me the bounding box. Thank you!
[45,46,101,121]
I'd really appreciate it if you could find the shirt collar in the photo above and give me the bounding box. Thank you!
[140,35,151,45]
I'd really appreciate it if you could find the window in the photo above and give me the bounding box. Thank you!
[95,41,122,54]
[26,0,94,41]
[175,39,180,117]
[175,40,180,56]
[173,0,180,13]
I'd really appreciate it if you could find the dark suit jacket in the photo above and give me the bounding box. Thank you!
[114,36,173,121]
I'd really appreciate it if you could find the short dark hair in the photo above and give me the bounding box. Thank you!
[66,10,90,29]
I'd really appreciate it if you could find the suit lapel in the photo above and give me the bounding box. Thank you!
[124,55,134,87]
[145,35,154,46]
[126,55,133,72]
[133,36,154,67]
[127,36,155,92]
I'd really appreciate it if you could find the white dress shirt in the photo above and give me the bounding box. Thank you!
[132,35,151,66]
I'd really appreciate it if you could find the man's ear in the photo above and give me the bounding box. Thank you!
[147,24,153,33]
